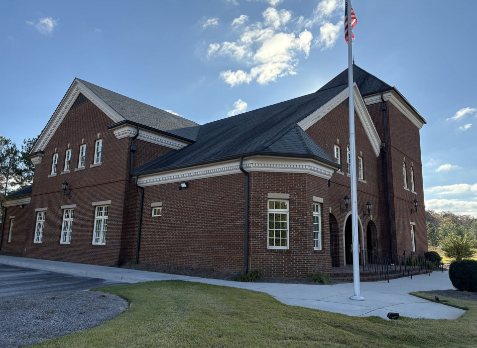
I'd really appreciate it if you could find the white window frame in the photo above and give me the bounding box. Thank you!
[92,205,108,245]
[152,207,162,217]
[267,199,289,249]
[410,166,415,192]
[334,145,341,168]
[313,203,322,250]
[411,224,416,252]
[8,218,14,243]
[403,162,408,189]
[78,144,86,168]
[347,145,351,175]
[60,209,74,244]
[34,212,45,243]
[64,149,72,172]
[94,140,102,164]
[51,153,58,174]
[358,156,364,180]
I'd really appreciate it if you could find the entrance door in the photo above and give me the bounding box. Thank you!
[344,215,362,265]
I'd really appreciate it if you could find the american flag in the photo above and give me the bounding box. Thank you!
[344,0,357,44]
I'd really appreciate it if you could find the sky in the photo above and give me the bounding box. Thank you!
[1,0,476,217]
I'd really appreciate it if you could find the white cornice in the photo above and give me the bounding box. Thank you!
[297,84,381,157]
[31,155,44,166]
[137,156,335,187]
[4,197,31,207]
[364,92,424,130]
[112,125,189,150]
[32,80,125,153]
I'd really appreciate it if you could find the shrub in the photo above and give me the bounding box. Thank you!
[233,270,262,282]
[449,260,477,292]
[425,251,442,265]
[441,233,476,261]
[308,273,332,285]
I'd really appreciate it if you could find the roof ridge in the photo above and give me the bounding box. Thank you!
[353,64,392,90]
[295,126,312,155]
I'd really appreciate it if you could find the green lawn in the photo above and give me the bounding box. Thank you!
[31,281,477,348]
[429,247,477,264]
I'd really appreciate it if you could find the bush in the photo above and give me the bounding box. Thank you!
[441,233,476,261]
[425,251,442,265]
[449,260,477,292]
[308,273,332,284]
[233,270,262,282]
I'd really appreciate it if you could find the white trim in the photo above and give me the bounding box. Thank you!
[151,202,163,208]
[267,199,289,250]
[297,84,381,157]
[9,216,15,219]
[34,211,46,244]
[313,196,324,203]
[32,80,125,153]
[35,207,48,212]
[90,163,102,168]
[268,193,290,199]
[137,156,336,187]
[31,155,43,165]
[92,200,111,206]
[60,208,74,245]
[364,92,425,130]
[4,197,31,207]
[313,202,322,250]
[410,221,416,225]
[152,207,162,217]
[61,204,76,209]
[112,125,189,150]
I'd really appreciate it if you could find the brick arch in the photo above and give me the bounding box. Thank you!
[329,214,340,267]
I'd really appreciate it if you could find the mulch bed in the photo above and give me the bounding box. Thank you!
[419,290,477,302]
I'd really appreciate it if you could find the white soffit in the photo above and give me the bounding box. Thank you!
[4,197,31,207]
[32,79,125,153]
[112,125,189,150]
[297,84,381,157]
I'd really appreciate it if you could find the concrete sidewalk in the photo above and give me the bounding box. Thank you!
[0,255,464,320]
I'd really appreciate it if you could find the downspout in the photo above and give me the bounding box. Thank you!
[135,176,144,264]
[0,206,7,251]
[130,126,139,174]
[381,92,394,263]
[239,157,249,275]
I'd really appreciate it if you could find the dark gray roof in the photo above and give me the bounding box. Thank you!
[5,185,32,200]
[78,79,199,138]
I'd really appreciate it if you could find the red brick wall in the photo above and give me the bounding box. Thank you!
[133,139,173,169]
[1,204,32,256]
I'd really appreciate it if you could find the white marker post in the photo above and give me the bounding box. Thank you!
[347,0,364,301]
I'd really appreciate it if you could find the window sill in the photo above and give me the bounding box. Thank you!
[75,167,85,172]
[92,243,106,246]
[33,241,42,244]
[404,187,410,191]
[336,171,344,176]
[411,191,417,195]
[60,242,71,245]
[90,163,102,168]
[48,173,57,178]
[313,248,323,251]
[359,179,367,184]
[346,173,351,177]
[60,170,70,175]
[267,247,289,250]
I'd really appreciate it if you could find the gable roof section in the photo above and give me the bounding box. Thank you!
[5,185,32,200]
[32,79,198,153]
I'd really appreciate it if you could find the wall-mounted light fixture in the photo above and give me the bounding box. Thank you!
[179,182,189,191]
[411,199,418,214]
[362,201,373,219]
[340,195,350,214]
[19,205,24,209]
[62,180,72,199]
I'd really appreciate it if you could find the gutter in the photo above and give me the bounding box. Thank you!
[130,126,139,174]
[239,157,250,275]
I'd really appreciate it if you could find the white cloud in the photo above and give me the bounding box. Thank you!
[203,18,219,29]
[228,99,248,116]
[165,110,180,116]
[218,41,251,60]
[296,0,344,30]
[425,199,477,217]
[435,164,460,172]
[247,0,283,6]
[227,0,239,4]
[447,107,476,121]
[426,183,477,196]
[457,123,472,131]
[232,15,249,27]
[220,70,253,87]
[207,43,221,58]
[95,28,102,33]
[263,8,291,30]
[27,17,58,36]
[316,21,342,49]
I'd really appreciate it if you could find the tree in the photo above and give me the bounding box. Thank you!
[441,232,476,261]
[0,136,19,196]
[427,222,440,247]
[14,137,37,188]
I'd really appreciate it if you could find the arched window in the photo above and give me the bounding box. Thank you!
[403,162,408,189]
[410,166,415,192]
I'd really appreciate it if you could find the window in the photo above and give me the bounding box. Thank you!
[268,200,289,249]
[358,157,364,180]
[403,162,408,189]
[8,219,14,243]
[152,207,162,217]
[34,212,45,243]
[64,149,71,171]
[411,224,416,252]
[51,153,58,174]
[78,145,86,168]
[94,140,102,164]
[410,167,415,192]
[334,145,341,167]
[60,209,74,244]
[92,205,108,245]
[313,203,322,250]
[347,145,351,175]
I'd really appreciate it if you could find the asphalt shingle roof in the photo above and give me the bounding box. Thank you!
[5,185,32,200]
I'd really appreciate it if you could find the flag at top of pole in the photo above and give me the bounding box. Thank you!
[345,0,364,301]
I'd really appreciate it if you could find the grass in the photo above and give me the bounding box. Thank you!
[31,281,477,348]
[429,247,477,264]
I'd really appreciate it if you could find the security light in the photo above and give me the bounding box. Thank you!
[179,182,189,191]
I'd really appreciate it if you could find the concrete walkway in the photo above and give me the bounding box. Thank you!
[0,255,465,320]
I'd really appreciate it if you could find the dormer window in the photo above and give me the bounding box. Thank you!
[64,149,71,172]
[403,162,408,189]
[51,153,58,175]
[78,144,86,168]
[94,140,102,164]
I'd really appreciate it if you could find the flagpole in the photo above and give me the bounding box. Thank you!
[347,0,364,301]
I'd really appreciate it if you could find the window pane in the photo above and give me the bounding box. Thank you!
[104,206,109,217]
[269,213,275,222]
[280,201,287,209]
[274,201,280,209]
[269,238,275,246]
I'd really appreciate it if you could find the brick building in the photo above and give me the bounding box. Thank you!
[0,65,427,278]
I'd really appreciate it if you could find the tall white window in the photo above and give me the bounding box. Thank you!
[51,153,58,174]
[403,163,408,189]
[347,145,351,175]
[93,205,108,245]
[64,149,71,171]
[410,167,415,192]
[94,140,102,164]
[8,219,14,243]
[411,224,416,252]
[268,200,289,249]
[34,212,45,243]
[78,145,86,168]
[60,209,74,244]
[334,145,341,167]
[358,157,364,180]
[313,203,322,250]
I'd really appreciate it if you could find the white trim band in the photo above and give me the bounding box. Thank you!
[35,208,48,212]
[61,204,76,209]
[151,202,163,208]
[4,197,31,207]
[313,196,324,203]
[268,193,290,199]
[92,200,111,206]
[112,125,189,150]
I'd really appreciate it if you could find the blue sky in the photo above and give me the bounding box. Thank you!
[1,0,476,216]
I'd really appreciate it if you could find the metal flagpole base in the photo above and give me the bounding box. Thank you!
[350,296,365,301]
